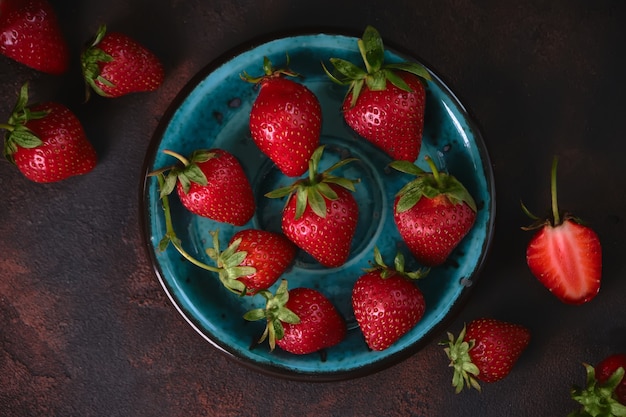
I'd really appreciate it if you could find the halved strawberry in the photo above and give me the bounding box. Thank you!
[242,56,322,177]
[324,25,430,162]
[244,280,346,355]
[523,157,602,304]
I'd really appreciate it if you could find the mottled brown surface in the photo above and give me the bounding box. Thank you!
[1,1,626,416]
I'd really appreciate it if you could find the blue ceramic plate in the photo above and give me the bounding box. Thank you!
[141,31,495,381]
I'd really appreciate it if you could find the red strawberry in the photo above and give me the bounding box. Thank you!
[265,146,359,267]
[596,354,626,405]
[0,0,69,74]
[155,148,255,226]
[2,83,97,183]
[242,56,322,177]
[390,156,477,266]
[324,25,430,162]
[352,248,428,351]
[206,229,297,296]
[523,157,602,304]
[244,280,346,355]
[442,318,531,392]
[81,24,164,98]
[570,355,626,416]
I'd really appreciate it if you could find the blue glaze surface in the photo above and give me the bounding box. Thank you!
[142,33,495,380]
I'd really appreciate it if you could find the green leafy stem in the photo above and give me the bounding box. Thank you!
[155,173,221,273]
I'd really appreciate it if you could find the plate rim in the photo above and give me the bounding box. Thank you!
[138,28,497,382]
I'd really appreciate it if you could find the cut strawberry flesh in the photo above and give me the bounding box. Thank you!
[526,219,601,304]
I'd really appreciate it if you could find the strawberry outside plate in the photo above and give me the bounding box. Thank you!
[140,30,495,381]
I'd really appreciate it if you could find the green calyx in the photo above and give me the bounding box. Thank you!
[148,149,215,198]
[440,324,482,393]
[243,280,300,351]
[569,364,626,417]
[2,83,48,163]
[390,156,477,213]
[240,54,299,84]
[81,24,115,99]
[323,25,431,107]
[365,247,429,280]
[265,145,360,219]
[205,230,257,296]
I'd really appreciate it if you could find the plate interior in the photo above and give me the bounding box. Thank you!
[143,33,494,379]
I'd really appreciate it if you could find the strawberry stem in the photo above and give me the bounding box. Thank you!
[424,155,441,186]
[0,123,14,131]
[163,149,190,166]
[155,173,220,273]
[551,156,560,225]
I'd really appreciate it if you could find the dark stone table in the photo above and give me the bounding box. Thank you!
[1,1,625,415]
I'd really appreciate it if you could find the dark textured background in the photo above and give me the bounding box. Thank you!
[1,1,626,416]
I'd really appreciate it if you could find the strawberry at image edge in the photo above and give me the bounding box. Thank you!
[0,0,69,74]
[569,354,626,417]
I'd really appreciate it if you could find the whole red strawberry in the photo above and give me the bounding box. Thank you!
[570,354,626,416]
[266,146,359,267]
[0,0,69,74]
[352,248,428,351]
[442,318,531,392]
[2,83,97,183]
[523,157,602,304]
[244,280,346,355]
[242,56,322,177]
[155,148,255,226]
[81,25,164,98]
[390,156,477,266]
[324,25,430,162]
[206,229,297,296]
